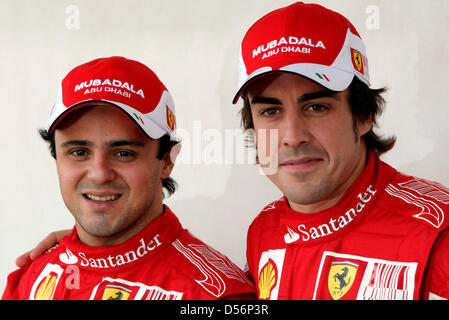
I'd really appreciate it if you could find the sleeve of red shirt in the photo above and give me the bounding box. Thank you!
[2,269,22,300]
[422,227,449,300]
[246,222,258,287]
[1,258,33,300]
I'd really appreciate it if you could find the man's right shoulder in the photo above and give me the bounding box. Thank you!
[2,244,62,300]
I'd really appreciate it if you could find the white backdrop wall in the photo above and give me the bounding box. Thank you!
[1,0,448,294]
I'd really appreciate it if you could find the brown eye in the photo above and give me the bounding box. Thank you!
[70,149,87,157]
[114,150,136,161]
[305,103,329,115]
[261,107,279,117]
[307,104,328,112]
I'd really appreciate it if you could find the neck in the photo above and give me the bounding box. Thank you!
[77,191,165,247]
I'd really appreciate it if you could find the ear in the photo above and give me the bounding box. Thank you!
[357,115,373,137]
[160,143,181,179]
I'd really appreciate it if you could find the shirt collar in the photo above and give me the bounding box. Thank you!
[58,205,182,270]
[280,150,396,245]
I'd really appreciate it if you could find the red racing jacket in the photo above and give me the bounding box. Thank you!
[246,151,449,300]
[3,206,255,300]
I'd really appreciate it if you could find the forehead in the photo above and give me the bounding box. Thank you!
[54,105,148,142]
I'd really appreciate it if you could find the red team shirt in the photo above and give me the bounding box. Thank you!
[246,151,449,300]
[3,206,254,300]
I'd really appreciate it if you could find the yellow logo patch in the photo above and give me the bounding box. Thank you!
[102,284,132,300]
[351,48,365,75]
[257,259,277,300]
[166,105,175,131]
[328,261,358,300]
[34,272,58,300]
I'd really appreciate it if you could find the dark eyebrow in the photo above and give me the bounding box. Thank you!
[107,140,145,148]
[250,89,339,106]
[297,90,340,103]
[250,96,282,105]
[60,140,93,148]
[60,140,145,149]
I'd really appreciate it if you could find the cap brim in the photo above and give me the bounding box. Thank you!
[48,100,172,141]
[282,63,354,91]
[232,63,354,104]
[232,67,272,104]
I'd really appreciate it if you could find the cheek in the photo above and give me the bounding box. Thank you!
[314,116,356,153]
[252,116,278,150]
[56,161,80,192]
[55,162,85,212]
[122,164,161,193]
[255,127,279,155]
[254,125,281,175]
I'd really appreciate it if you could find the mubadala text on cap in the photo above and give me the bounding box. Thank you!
[253,36,326,58]
[261,46,312,60]
[82,86,132,99]
[74,78,145,98]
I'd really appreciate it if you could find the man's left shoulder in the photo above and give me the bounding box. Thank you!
[381,171,449,230]
[170,230,255,299]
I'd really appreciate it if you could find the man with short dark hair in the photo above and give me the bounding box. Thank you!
[3,56,255,300]
[232,2,449,300]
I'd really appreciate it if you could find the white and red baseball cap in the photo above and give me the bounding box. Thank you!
[232,1,370,104]
[48,56,178,141]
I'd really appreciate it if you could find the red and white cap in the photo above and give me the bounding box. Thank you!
[232,1,370,104]
[48,56,178,141]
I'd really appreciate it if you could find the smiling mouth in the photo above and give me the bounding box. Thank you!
[281,158,322,166]
[83,194,122,202]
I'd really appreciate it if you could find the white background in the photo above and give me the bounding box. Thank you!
[1,0,448,294]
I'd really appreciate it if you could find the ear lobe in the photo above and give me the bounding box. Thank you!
[160,143,180,179]
[358,116,373,137]
[160,156,174,180]
[169,143,181,165]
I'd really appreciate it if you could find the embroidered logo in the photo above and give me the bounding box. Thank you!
[257,259,278,300]
[327,261,358,300]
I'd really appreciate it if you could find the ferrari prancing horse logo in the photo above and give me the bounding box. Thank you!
[166,105,175,131]
[101,284,132,300]
[328,261,358,300]
[351,48,364,75]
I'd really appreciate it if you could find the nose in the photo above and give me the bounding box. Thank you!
[280,111,310,148]
[87,154,116,184]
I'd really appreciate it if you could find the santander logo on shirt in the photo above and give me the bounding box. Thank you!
[284,185,377,244]
[58,234,162,268]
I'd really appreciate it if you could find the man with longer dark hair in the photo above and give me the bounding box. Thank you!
[233,2,449,300]
[3,56,255,300]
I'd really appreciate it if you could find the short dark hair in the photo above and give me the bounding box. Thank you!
[39,129,179,198]
[239,77,396,156]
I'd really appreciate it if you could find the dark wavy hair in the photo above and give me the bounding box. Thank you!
[39,129,179,198]
[239,77,396,156]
